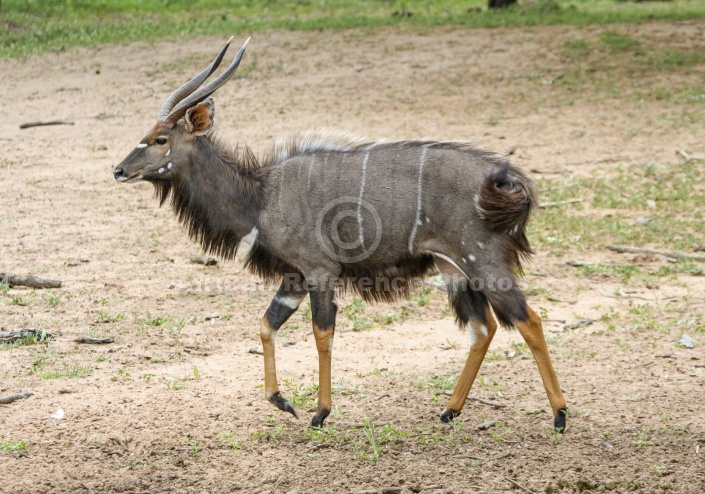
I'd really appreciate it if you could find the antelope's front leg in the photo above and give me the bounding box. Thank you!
[260,279,307,418]
[309,288,337,427]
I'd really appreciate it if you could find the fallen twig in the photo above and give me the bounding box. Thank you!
[599,289,655,301]
[0,272,61,289]
[0,390,33,405]
[74,337,114,344]
[247,347,264,355]
[676,149,705,163]
[470,397,506,408]
[478,419,499,430]
[499,145,517,157]
[505,478,535,494]
[19,120,75,129]
[539,199,583,208]
[438,391,506,408]
[0,328,53,343]
[189,253,218,266]
[606,244,705,262]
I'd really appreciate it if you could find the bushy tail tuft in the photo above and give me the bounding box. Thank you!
[476,163,536,269]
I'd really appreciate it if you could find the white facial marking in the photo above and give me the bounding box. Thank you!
[248,226,259,244]
[357,152,370,246]
[158,167,165,174]
[275,294,304,310]
[136,143,148,149]
[167,162,173,170]
[408,146,429,253]
[165,148,171,156]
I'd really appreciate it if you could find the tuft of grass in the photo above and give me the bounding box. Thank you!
[0,440,29,455]
[37,362,94,380]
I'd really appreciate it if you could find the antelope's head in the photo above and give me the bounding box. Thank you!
[113,37,249,184]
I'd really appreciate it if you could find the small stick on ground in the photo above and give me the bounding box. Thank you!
[0,390,33,405]
[1,272,62,289]
[74,337,114,344]
[439,391,506,407]
[505,478,535,494]
[189,253,219,266]
[606,244,705,262]
[539,199,583,208]
[19,120,75,129]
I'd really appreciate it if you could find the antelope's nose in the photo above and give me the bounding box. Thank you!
[113,167,126,180]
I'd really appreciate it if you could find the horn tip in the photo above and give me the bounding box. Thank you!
[242,37,251,49]
[226,36,234,45]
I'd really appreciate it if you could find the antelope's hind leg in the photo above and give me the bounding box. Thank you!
[260,279,307,418]
[309,287,337,427]
[514,304,568,431]
[441,286,497,423]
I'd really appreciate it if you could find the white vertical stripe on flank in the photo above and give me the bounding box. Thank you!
[408,146,429,253]
[356,152,370,246]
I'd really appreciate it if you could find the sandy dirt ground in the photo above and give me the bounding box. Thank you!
[1,21,704,493]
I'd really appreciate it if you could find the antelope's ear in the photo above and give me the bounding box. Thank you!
[184,98,215,136]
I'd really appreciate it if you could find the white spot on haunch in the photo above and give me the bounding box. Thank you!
[408,146,429,253]
[468,324,488,347]
[167,162,173,170]
[477,242,484,250]
[275,294,304,310]
[357,152,370,246]
[136,143,147,149]
[165,148,171,156]
[158,168,165,174]
[468,254,476,262]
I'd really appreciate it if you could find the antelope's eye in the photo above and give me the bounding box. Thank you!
[155,137,168,145]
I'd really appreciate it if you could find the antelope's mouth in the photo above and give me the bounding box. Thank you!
[114,171,143,183]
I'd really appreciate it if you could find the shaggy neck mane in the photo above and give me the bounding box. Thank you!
[152,135,262,261]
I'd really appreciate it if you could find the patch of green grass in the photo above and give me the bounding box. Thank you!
[251,423,286,442]
[599,29,639,53]
[43,293,61,307]
[0,440,29,455]
[37,362,94,380]
[217,431,243,451]
[179,437,202,457]
[3,1,705,59]
[531,161,705,257]
[163,378,185,390]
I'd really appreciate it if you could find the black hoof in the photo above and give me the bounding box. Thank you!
[268,392,299,419]
[440,409,460,423]
[554,407,568,433]
[311,408,330,428]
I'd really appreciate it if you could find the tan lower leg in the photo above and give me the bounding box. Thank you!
[515,306,567,416]
[443,309,498,415]
[260,316,280,399]
[313,324,334,417]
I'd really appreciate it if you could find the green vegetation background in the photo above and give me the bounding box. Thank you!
[2,0,705,58]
